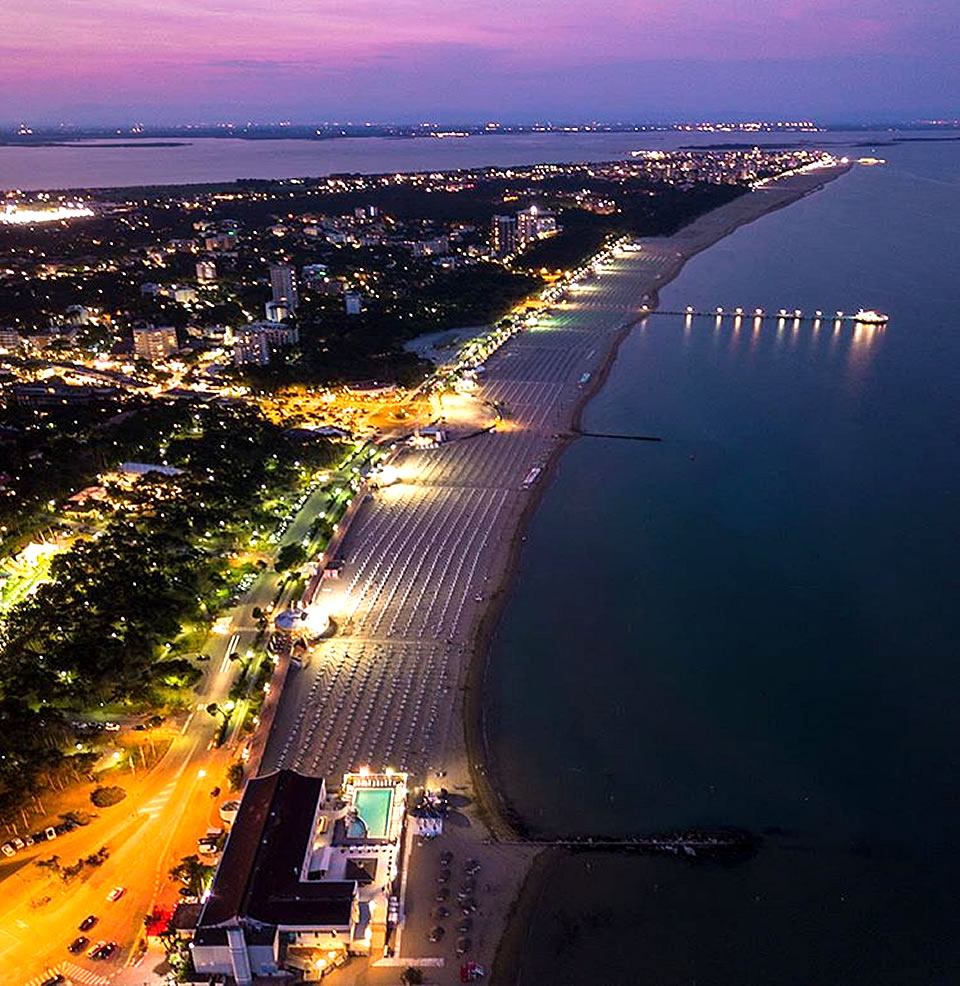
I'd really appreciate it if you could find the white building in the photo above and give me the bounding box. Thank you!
[516,205,558,250]
[0,327,22,352]
[233,321,299,366]
[191,769,407,984]
[196,259,217,282]
[132,325,179,361]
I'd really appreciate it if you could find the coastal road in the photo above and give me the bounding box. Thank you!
[0,477,345,985]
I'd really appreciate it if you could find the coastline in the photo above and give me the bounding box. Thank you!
[463,161,853,981]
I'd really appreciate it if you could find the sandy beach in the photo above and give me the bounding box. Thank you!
[463,161,854,985]
[259,161,852,985]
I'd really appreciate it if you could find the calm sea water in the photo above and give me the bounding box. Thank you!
[487,141,960,984]
[0,130,875,191]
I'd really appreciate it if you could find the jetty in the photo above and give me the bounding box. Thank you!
[639,305,887,325]
[494,828,758,859]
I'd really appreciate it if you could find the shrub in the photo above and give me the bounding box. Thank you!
[90,785,126,808]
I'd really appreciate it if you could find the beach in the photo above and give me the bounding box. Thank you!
[259,160,852,984]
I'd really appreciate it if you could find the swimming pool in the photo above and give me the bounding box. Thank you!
[354,787,393,839]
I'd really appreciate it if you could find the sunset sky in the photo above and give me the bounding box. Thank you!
[2,0,957,123]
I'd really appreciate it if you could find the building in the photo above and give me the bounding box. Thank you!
[269,264,299,311]
[10,378,119,406]
[132,325,179,361]
[204,232,239,253]
[191,769,408,984]
[516,205,557,249]
[301,263,329,288]
[264,300,292,323]
[233,321,299,366]
[0,327,22,352]
[64,304,93,325]
[196,259,217,282]
[411,235,449,258]
[490,214,517,257]
[344,292,365,316]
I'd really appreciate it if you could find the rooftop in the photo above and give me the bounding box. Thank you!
[198,769,356,931]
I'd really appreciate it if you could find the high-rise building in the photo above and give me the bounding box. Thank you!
[233,321,299,366]
[344,291,365,316]
[196,259,217,282]
[132,325,179,361]
[515,206,558,250]
[515,206,540,248]
[269,264,299,311]
[490,215,517,257]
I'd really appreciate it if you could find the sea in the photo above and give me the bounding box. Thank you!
[0,129,875,191]
[485,139,960,983]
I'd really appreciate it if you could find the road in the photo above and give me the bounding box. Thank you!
[1,467,356,985]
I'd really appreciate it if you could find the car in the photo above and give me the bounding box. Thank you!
[103,722,121,732]
[440,850,453,866]
[457,918,473,934]
[87,940,106,958]
[435,888,449,902]
[456,937,472,956]
[436,869,450,883]
[0,842,15,857]
[79,914,98,931]
[91,941,118,960]
[106,886,125,901]
[428,926,445,943]
[68,936,89,953]
[40,976,65,986]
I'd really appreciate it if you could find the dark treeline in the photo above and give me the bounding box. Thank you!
[0,402,340,813]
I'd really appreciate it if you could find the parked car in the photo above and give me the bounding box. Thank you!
[79,914,98,931]
[0,843,15,857]
[68,936,89,954]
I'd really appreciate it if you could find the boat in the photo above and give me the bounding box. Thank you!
[853,309,889,325]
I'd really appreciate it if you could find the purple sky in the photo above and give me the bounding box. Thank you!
[3,0,958,124]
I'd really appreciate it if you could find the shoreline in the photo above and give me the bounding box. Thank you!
[462,161,853,979]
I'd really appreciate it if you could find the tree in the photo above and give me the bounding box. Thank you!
[275,542,307,573]
[35,855,62,877]
[226,761,245,792]
[169,854,214,898]
[91,786,126,808]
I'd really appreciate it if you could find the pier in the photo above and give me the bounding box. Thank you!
[493,828,758,859]
[575,430,663,442]
[638,305,888,325]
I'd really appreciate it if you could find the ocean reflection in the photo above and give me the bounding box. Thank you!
[650,311,885,378]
